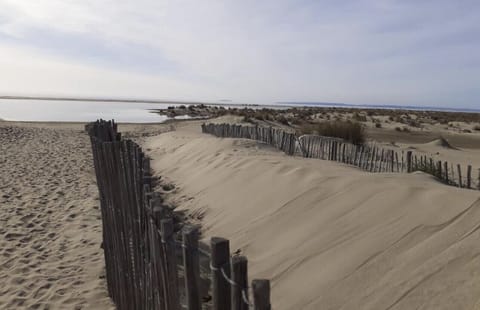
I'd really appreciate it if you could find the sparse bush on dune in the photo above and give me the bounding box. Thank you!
[352,112,367,122]
[299,120,366,145]
[276,115,290,125]
[290,117,303,125]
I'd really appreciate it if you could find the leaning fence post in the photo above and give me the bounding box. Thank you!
[211,237,231,310]
[252,279,271,310]
[183,226,201,310]
[231,256,248,310]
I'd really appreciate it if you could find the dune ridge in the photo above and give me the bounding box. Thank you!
[146,121,480,310]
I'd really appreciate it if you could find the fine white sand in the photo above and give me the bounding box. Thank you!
[146,120,480,310]
[2,117,479,310]
[0,122,114,309]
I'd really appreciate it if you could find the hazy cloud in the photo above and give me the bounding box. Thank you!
[0,0,479,107]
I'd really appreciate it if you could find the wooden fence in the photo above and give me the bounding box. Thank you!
[202,123,480,190]
[86,119,271,310]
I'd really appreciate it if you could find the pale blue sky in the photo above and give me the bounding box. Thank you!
[0,0,479,108]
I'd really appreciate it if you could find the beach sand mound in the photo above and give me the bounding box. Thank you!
[146,121,480,310]
[0,123,113,309]
[425,137,457,149]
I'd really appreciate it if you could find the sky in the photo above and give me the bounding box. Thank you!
[0,0,479,108]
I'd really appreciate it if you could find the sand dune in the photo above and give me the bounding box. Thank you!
[425,137,457,149]
[146,121,480,310]
[0,122,113,309]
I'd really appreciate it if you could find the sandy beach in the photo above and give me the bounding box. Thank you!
[2,113,480,309]
[0,121,114,309]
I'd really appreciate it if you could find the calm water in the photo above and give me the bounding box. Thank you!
[0,99,183,122]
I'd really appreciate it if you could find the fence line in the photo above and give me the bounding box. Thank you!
[201,122,480,190]
[86,119,271,310]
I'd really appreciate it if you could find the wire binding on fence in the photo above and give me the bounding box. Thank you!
[210,261,254,309]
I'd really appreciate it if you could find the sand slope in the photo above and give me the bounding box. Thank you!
[146,121,480,310]
[0,123,113,309]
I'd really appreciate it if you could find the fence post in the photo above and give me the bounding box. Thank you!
[160,218,180,310]
[211,237,231,310]
[444,161,449,183]
[149,199,166,310]
[231,256,248,310]
[478,168,480,190]
[252,279,271,310]
[457,164,463,188]
[406,151,412,173]
[183,226,201,310]
[467,165,472,189]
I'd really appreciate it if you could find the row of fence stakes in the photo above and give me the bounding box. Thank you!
[87,120,272,310]
[201,122,480,191]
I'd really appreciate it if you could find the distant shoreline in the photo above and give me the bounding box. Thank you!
[1,95,478,114]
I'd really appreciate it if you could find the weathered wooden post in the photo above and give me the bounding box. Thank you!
[161,218,180,310]
[467,165,472,189]
[478,168,480,190]
[457,164,463,188]
[444,161,449,183]
[451,163,456,185]
[231,256,248,310]
[183,226,201,310]
[401,151,404,172]
[406,151,412,173]
[211,237,231,310]
[252,279,271,310]
[395,152,399,172]
[390,150,394,172]
[477,168,480,190]
[149,199,166,310]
